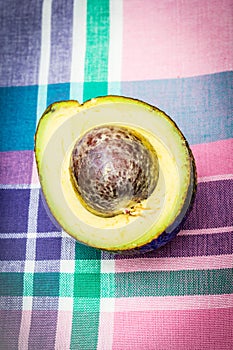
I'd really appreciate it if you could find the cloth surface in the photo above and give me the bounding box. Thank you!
[0,0,233,349]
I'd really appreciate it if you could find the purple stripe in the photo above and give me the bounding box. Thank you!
[37,179,233,235]
[0,239,26,261]
[0,151,33,184]
[35,238,62,260]
[28,310,58,350]
[147,231,233,258]
[48,0,74,84]
[0,189,30,233]
[108,230,233,259]
[33,297,59,311]
[0,311,22,349]
[0,0,43,86]
[108,179,233,259]
[183,180,233,230]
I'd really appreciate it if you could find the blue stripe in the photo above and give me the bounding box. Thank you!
[47,83,70,106]
[0,0,42,87]
[48,0,74,84]
[0,86,38,151]
[121,71,233,145]
[1,71,232,151]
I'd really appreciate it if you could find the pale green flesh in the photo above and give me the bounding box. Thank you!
[35,97,191,251]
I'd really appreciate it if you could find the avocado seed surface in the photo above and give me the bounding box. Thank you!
[70,125,159,217]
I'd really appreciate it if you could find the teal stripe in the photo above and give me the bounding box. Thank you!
[47,83,70,106]
[83,0,110,101]
[70,241,102,349]
[0,273,24,296]
[71,310,100,350]
[75,242,102,260]
[111,269,233,297]
[0,86,38,151]
[73,297,100,312]
[1,71,232,151]
[33,273,60,296]
[70,2,110,347]
[1,269,232,297]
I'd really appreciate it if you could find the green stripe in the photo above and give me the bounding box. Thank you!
[59,273,74,297]
[73,297,100,312]
[71,309,100,350]
[33,273,60,296]
[0,273,24,296]
[83,0,110,101]
[110,269,233,297]
[1,269,232,298]
[70,243,102,349]
[71,1,110,347]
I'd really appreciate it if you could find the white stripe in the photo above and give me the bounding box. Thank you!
[2,253,233,273]
[18,162,40,349]
[0,184,40,190]
[180,226,233,236]
[100,259,115,273]
[198,173,233,183]
[102,294,233,312]
[57,297,74,311]
[97,258,116,350]
[0,231,62,239]
[60,259,76,273]
[2,294,233,312]
[70,0,87,102]
[36,0,52,124]
[108,0,123,95]
[18,1,52,344]
[55,231,76,350]
[20,297,33,311]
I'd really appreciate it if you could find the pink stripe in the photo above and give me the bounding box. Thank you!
[198,174,233,183]
[31,156,40,185]
[190,139,233,178]
[112,308,233,350]
[122,0,233,80]
[18,311,32,350]
[0,151,34,185]
[115,294,233,311]
[97,312,115,350]
[180,226,233,236]
[115,255,233,273]
[55,311,72,350]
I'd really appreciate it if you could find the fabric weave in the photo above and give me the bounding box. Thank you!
[0,0,232,349]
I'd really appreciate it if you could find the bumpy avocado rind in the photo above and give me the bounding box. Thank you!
[35,96,197,254]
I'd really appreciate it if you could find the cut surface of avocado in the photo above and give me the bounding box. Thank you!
[35,96,196,252]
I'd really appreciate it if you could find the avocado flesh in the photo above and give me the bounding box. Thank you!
[35,96,196,252]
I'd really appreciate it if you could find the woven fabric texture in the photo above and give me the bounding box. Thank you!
[0,1,232,349]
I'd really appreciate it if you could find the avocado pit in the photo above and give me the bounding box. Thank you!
[70,125,159,217]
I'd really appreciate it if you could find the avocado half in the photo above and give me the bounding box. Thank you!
[35,96,197,254]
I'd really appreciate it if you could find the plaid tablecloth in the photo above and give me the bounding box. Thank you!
[0,1,233,349]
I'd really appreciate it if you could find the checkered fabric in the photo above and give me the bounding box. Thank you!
[0,1,233,349]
